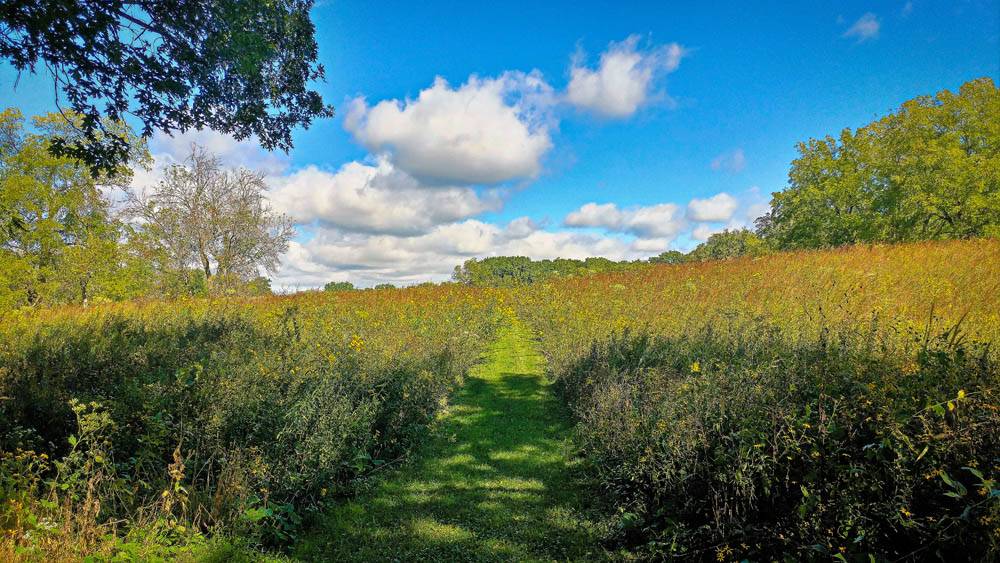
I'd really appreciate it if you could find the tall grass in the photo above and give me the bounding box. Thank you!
[0,285,503,559]
[515,239,1000,560]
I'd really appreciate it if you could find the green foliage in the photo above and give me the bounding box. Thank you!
[452,255,641,287]
[555,323,999,560]
[0,108,152,308]
[648,250,688,264]
[0,0,334,174]
[686,228,769,261]
[324,281,355,292]
[758,77,1000,248]
[0,286,501,556]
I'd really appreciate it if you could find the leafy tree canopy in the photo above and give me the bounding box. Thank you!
[687,229,769,262]
[324,281,355,292]
[0,107,150,306]
[452,256,641,287]
[757,77,999,248]
[0,0,334,174]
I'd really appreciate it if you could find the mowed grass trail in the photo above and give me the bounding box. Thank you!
[294,323,603,561]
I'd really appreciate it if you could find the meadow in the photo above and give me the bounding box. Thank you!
[0,285,504,559]
[0,239,998,561]
[514,239,1000,560]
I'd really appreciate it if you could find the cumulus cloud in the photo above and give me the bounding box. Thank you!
[692,223,722,241]
[564,201,685,239]
[120,129,289,209]
[345,71,554,186]
[267,159,502,236]
[710,148,746,173]
[687,192,738,222]
[150,128,290,175]
[270,219,645,289]
[843,13,880,42]
[566,35,685,118]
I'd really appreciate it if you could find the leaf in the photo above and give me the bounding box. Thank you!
[963,466,984,481]
[68,435,78,447]
[915,446,929,462]
[243,507,271,523]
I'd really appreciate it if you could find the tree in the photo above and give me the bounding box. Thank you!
[128,145,294,291]
[0,108,147,307]
[687,229,768,262]
[0,0,334,174]
[324,281,354,292]
[758,77,1000,248]
[649,250,688,265]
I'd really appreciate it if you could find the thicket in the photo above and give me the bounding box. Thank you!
[516,239,1000,560]
[0,286,501,559]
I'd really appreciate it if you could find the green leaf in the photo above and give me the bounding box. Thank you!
[963,466,984,481]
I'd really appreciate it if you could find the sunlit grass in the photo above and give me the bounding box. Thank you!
[294,324,605,561]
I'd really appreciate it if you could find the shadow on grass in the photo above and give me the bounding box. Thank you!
[293,331,603,562]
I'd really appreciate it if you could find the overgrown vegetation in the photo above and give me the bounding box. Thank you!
[0,286,501,559]
[0,72,998,561]
[515,239,1000,560]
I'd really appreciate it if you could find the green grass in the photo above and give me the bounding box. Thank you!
[293,322,604,561]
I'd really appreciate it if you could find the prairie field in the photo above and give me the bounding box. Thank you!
[1,239,997,561]
[514,238,1000,559]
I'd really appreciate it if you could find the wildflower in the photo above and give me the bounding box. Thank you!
[350,335,365,353]
[957,389,966,400]
[690,361,701,373]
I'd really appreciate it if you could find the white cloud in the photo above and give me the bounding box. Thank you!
[269,185,775,288]
[267,159,502,236]
[692,224,721,241]
[150,128,290,175]
[710,148,746,173]
[120,129,290,213]
[564,201,685,239]
[566,35,685,118]
[843,13,880,42]
[687,192,738,222]
[270,219,645,289]
[345,72,554,186]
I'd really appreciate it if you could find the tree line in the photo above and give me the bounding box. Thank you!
[1,109,291,309]
[2,78,997,301]
[456,77,999,287]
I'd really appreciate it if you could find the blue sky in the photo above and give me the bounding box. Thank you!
[2,1,998,287]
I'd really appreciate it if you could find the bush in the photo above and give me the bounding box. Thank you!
[0,286,500,555]
[557,323,999,560]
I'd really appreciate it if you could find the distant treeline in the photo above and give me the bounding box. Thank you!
[449,228,766,286]
[453,77,999,287]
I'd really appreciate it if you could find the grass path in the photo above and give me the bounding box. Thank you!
[293,323,602,561]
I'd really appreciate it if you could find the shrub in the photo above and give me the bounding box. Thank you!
[558,323,999,560]
[0,285,501,555]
